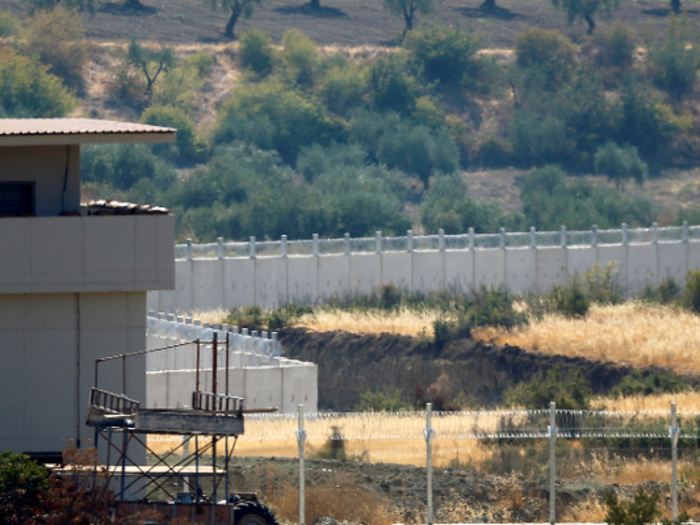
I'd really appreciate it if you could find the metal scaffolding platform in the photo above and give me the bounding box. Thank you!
[85,333,276,522]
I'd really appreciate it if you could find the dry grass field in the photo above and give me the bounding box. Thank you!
[475,302,700,376]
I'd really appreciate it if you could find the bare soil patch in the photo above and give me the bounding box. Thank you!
[0,0,697,47]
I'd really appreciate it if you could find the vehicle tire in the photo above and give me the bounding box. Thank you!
[233,501,278,525]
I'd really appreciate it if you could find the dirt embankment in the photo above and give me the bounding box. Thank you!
[279,328,643,411]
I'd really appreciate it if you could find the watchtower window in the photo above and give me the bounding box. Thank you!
[0,182,34,216]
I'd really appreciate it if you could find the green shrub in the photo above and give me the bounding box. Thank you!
[280,29,318,88]
[0,10,21,37]
[353,389,412,412]
[582,262,623,305]
[549,277,590,318]
[683,270,700,313]
[153,63,206,112]
[594,141,647,190]
[141,104,207,164]
[23,6,88,92]
[319,60,368,116]
[509,110,572,164]
[420,173,511,234]
[403,24,490,91]
[647,14,700,100]
[184,50,215,76]
[368,55,420,116]
[0,47,77,117]
[215,81,346,164]
[514,28,576,90]
[296,142,367,183]
[604,486,689,525]
[610,368,690,398]
[0,451,50,524]
[503,366,591,409]
[81,143,175,191]
[643,277,681,304]
[267,303,313,330]
[240,26,275,75]
[586,23,637,69]
[309,426,349,460]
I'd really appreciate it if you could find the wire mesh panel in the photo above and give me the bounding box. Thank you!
[627,227,655,245]
[287,240,315,255]
[506,232,531,248]
[318,238,346,255]
[444,234,470,250]
[191,243,218,259]
[383,236,408,252]
[222,242,249,258]
[535,231,561,247]
[474,233,501,249]
[659,226,684,243]
[413,235,440,251]
[349,237,376,253]
[690,226,700,241]
[567,230,594,246]
[597,229,623,245]
[256,241,282,257]
[174,245,188,260]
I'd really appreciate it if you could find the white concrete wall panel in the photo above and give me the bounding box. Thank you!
[254,257,287,308]
[412,252,444,293]
[244,367,283,410]
[349,254,381,296]
[192,260,224,312]
[627,244,658,292]
[84,216,136,284]
[597,245,627,274]
[567,247,597,278]
[536,248,567,291]
[688,241,700,275]
[287,256,318,305]
[31,217,83,291]
[658,242,689,284]
[158,261,192,314]
[223,258,255,309]
[474,249,505,289]
[318,255,350,301]
[281,364,318,413]
[381,252,411,291]
[445,251,474,293]
[505,248,536,294]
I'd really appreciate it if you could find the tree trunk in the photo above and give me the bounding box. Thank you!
[309,0,320,9]
[481,0,497,9]
[225,7,240,39]
[585,14,595,34]
[671,0,681,13]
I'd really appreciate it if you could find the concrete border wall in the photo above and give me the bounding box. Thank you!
[150,231,700,312]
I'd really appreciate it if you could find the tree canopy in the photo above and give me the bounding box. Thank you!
[383,0,439,37]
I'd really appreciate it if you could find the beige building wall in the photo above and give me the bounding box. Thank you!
[0,146,81,215]
[0,291,146,455]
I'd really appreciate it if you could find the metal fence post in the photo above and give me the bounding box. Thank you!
[438,228,445,251]
[297,404,307,525]
[530,226,536,249]
[468,227,475,251]
[500,227,506,249]
[549,401,557,525]
[281,235,288,257]
[249,236,256,259]
[217,237,223,260]
[186,239,193,261]
[344,233,350,255]
[683,221,689,243]
[313,234,319,257]
[653,222,658,244]
[407,230,413,252]
[671,402,679,520]
[560,225,567,249]
[376,231,382,254]
[425,403,435,525]
[592,225,598,248]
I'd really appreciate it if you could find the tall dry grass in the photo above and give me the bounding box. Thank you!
[592,390,700,412]
[474,302,700,375]
[293,308,440,337]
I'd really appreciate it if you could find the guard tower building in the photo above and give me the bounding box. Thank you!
[0,119,176,461]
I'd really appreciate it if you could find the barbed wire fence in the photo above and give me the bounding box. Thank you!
[149,402,700,525]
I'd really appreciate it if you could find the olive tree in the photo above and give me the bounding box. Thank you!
[383,0,440,38]
[551,0,621,34]
[211,0,262,39]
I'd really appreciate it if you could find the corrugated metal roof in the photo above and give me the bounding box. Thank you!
[0,118,175,136]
